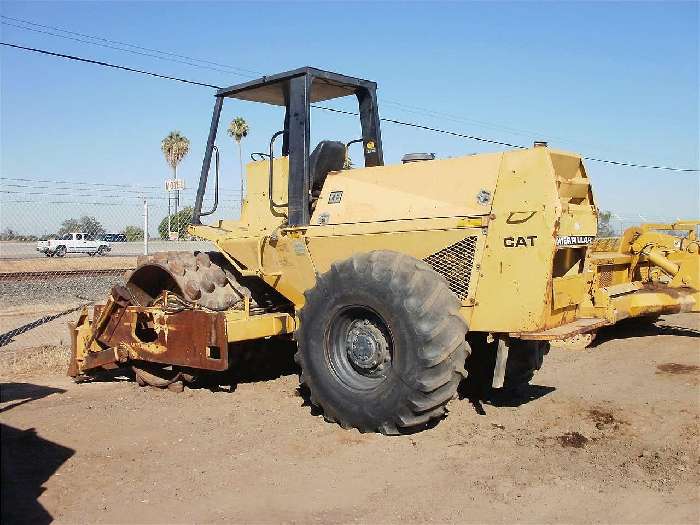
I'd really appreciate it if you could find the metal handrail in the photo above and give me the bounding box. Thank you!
[199,145,219,217]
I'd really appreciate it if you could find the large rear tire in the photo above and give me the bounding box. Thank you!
[54,245,66,258]
[296,251,469,434]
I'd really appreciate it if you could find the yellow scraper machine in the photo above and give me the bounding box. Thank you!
[69,67,699,433]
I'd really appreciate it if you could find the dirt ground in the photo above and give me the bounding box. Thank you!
[1,313,698,524]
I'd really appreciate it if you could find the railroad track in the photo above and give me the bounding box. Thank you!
[0,268,132,281]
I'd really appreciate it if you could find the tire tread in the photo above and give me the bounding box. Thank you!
[296,250,470,434]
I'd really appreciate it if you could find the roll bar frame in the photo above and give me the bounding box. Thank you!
[192,67,383,227]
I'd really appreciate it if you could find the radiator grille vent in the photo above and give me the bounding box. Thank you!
[598,268,613,288]
[423,236,478,301]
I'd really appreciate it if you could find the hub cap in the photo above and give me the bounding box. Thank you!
[346,319,389,372]
[326,306,394,390]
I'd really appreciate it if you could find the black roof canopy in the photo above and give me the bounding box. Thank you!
[194,66,383,227]
[217,67,377,106]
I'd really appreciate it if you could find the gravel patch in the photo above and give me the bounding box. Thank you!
[0,273,124,308]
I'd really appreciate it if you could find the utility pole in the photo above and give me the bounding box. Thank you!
[173,164,179,220]
[167,166,180,240]
[167,190,171,240]
[143,197,149,255]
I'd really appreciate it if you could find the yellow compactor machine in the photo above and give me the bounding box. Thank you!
[69,68,700,434]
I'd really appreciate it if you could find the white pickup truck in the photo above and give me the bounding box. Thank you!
[37,232,111,258]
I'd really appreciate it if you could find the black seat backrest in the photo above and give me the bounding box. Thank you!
[309,141,346,196]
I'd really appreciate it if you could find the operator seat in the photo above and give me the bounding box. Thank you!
[309,141,346,207]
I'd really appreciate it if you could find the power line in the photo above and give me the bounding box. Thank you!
[0,15,571,144]
[2,15,676,161]
[1,41,697,173]
[316,107,699,172]
[0,198,145,207]
[0,190,240,203]
[0,191,238,202]
[1,189,173,200]
[378,99,644,158]
[1,19,255,78]
[0,16,584,139]
[382,99,553,141]
[0,177,240,192]
[314,106,525,149]
[0,176,161,190]
[5,15,547,145]
[1,181,240,196]
[578,155,697,172]
[0,42,220,89]
[1,15,262,77]
[1,198,236,206]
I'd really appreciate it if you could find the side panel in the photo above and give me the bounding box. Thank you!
[219,157,290,233]
[308,229,482,273]
[216,233,318,307]
[307,225,487,313]
[469,149,561,332]
[310,153,502,225]
[260,234,318,306]
[219,218,488,309]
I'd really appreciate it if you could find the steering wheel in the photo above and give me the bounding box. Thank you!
[251,152,270,162]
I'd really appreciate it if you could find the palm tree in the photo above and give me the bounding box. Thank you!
[161,130,190,179]
[227,117,249,201]
[161,131,190,236]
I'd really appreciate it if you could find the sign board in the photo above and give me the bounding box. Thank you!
[165,179,185,192]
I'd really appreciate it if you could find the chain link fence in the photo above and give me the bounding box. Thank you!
[0,176,692,352]
[0,179,240,352]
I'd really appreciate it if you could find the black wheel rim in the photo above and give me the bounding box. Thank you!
[325,305,393,391]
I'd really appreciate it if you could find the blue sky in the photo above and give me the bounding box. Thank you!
[1,0,698,233]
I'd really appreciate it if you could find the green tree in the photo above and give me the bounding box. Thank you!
[58,216,105,237]
[597,210,615,237]
[122,225,144,241]
[158,207,193,240]
[227,117,249,199]
[343,154,353,170]
[1,228,17,241]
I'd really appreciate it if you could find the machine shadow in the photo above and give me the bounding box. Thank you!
[1,424,74,525]
[1,383,73,525]
[485,385,556,407]
[458,336,556,414]
[590,317,700,348]
[0,382,66,413]
[190,338,300,393]
[458,377,555,415]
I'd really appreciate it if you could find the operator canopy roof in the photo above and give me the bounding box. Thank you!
[217,66,377,106]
